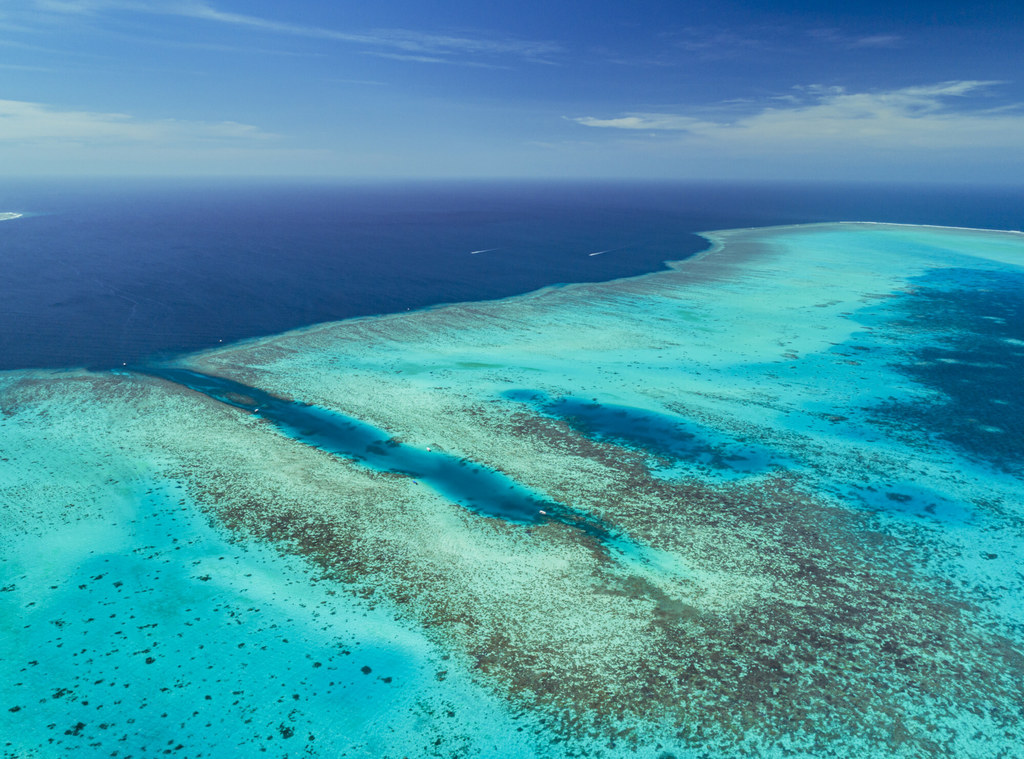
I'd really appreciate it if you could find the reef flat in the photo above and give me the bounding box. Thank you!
[3,223,1024,757]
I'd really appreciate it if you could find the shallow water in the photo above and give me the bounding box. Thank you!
[4,221,1024,758]
[0,378,541,758]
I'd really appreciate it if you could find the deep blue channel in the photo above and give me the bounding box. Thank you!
[142,367,613,543]
[504,390,781,474]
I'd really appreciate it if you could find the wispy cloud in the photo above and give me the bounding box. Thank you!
[571,81,1024,150]
[25,0,561,65]
[328,77,389,87]
[185,4,561,63]
[362,52,456,65]
[572,114,709,131]
[807,29,903,50]
[658,24,903,62]
[663,26,780,61]
[0,62,55,72]
[848,34,903,49]
[0,98,271,143]
[28,0,113,11]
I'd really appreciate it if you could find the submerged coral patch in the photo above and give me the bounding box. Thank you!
[4,223,1024,758]
[503,389,784,476]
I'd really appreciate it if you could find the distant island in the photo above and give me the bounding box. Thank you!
[0,212,22,221]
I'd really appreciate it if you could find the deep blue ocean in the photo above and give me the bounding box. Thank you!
[1,179,1021,371]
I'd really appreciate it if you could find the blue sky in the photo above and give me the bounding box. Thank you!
[1,0,1023,181]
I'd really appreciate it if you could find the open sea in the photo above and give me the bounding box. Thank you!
[2,180,1024,758]
[1,179,1021,370]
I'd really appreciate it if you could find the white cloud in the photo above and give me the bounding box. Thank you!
[0,97,341,176]
[0,98,270,143]
[571,115,711,132]
[571,81,1024,151]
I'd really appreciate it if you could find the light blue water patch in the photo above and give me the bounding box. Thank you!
[7,222,1024,758]
[0,480,540,758]
[503,389,784,478]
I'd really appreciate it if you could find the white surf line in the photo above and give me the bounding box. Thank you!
[469,248,498,255]
[839,220,1024,235]
[0,212,23,221]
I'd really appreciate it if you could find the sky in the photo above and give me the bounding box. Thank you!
[1,0,1023,181]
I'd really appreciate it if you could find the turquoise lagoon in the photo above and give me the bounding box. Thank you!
[2,222,1024,757]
